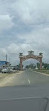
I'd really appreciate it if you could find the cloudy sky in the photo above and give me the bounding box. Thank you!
[0,0,49,65]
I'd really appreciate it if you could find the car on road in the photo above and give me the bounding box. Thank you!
[2,68,16,73]
[2,68,9,73]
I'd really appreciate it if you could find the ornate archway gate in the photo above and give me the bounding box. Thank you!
[19,51,43,70]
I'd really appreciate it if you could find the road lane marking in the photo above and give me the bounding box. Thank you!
[28,79,30,84]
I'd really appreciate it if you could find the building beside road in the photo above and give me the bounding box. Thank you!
[0,61,10,68]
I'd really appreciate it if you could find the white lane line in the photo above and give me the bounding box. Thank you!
[28,79,30,84]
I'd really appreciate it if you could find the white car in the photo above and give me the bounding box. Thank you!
[2,68,9,73]
[2,68,16,73]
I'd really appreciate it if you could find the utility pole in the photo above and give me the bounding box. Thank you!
[6,54,7,62]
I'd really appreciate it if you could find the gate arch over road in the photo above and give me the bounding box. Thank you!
[19,51,43,70]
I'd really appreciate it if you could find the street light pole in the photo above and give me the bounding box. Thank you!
[6,54,7,62]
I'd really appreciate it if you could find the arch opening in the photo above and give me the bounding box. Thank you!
[23,59,39,70]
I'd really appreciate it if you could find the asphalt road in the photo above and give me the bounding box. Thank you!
[1,69,49,86]
[0,69,49,111]
[10,69,49,86]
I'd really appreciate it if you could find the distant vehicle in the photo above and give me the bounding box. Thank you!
[2,68,16,73]
[9,69,16,73]
[35,67,38,70]
[2,68,9,73]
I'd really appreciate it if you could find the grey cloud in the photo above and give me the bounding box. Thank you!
[0,0,49,64]
[0,15,14,32]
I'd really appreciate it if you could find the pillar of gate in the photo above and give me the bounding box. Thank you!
[19,53,23,70]
[39,53,43,70]
[40,58,42,70]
